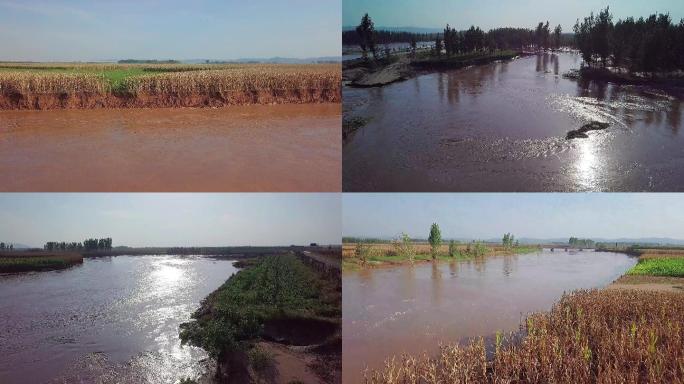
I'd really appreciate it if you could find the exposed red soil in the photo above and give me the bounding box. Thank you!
[0,88,341,110]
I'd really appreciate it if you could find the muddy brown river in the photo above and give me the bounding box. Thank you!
[0,255,237,384]
[0,104,340,192]
[342,250,636,383]
[343,53,684,191]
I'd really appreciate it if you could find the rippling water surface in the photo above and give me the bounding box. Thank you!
[343,53,684,191]
[0,104,341,192]
[0,255,237,384]
[342,250,636,383]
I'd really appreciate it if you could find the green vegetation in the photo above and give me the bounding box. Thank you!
[628,258,684,277]
[568,237,595,248]
[502,233,516,248]
[574,7,684,72]
[44,238,112,252]
[0,65,152,91]
[0,253,83,273]
[355,13,378,60]
[342,237,386,244]
[428,223,442,260]
[179,254,340,357]
[412,50,520,69]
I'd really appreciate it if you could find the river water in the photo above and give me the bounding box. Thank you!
[343,53,684,191]
[0,255,237,384]
[342,250,636,383]
[0,104,341,192]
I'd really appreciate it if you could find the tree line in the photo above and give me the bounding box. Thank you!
[574,7,684,72]
[0,242,14,251]
[568,237,595,248]
[343,29,438,46]
[44,238,113,252]
[352,13,573,60]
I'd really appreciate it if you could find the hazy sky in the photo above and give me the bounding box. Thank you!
[0,0,341,61]
[0,194,340,247]
[343,194,684,240]
[343,0,684,31]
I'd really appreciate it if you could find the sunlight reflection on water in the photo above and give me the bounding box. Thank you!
[0,255,237,384]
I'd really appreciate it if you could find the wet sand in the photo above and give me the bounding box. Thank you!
[608,275,684,293]
[0,104,340,191]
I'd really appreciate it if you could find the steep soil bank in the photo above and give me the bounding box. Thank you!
[0,88,341,110]
[181,254,341,384]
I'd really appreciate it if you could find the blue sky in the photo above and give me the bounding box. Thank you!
[344,0,684,31]
[0,0,340,61]
[343,194,684,240]
[0,194,340,247]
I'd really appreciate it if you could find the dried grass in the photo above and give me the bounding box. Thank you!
[365,289,684,384]
[0,63,341,104]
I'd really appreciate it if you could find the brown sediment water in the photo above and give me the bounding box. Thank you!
[342,250,636,384]
[0,104,340,191]
[343,53,684,191]
[0,255,238,384]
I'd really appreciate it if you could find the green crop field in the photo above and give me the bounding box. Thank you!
[627,257,684,277]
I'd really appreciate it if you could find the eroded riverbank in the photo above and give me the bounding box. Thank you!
[181,254,341,384]
[0,104,341,191]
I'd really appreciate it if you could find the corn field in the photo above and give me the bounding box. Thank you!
[0,63,341,104]
[365,289,684,384]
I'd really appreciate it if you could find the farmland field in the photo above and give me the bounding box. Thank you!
[0,62,341,109]
[0,252,83,273]
[628,257,684,277]
[342,242,540,270]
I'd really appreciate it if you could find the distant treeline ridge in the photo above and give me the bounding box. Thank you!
[44,238,113,251]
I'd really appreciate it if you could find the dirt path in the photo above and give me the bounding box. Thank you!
[607,275,684,293]
[301,251,341,271]
[253,342,325,384]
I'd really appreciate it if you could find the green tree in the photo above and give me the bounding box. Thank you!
[428,223,442,260]
[434,36,443,57]
[574,14,595,65]
[410,37,417,58]
[593,7,613,67]
[553,24,562,49]
[356,13,377,60]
